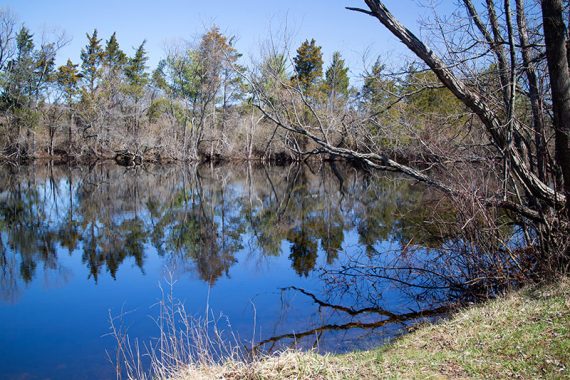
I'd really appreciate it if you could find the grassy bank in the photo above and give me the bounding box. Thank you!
[167,278,569,379]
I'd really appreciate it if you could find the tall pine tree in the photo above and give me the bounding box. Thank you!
[80,29,103,95]
[56,59,82,144]
[325,51,349,100]
[104,32,126,71]
[124,41,148,95]
[292,39,323,93]
[3,26,36,109]
[124,41,149,138]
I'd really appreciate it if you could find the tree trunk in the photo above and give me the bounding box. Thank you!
[49,129,55,156]
[69,110,75,155]
[182,119,188,160]
[541,0,570,217]
[516,0,547,181]
[348,0,564,206]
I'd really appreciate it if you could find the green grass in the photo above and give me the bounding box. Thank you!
[168,278,570,379]
[335,277,570,379]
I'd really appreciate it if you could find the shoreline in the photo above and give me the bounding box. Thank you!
[165,278,569,379]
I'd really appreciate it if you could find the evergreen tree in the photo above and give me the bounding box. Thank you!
[56,59,82,144]
[124,41,149,96]
[361,58,395,112]
[57,59,81,105]
[3,26,36,109]
[16,26,34,59]
[1,25,54,114]
[104,32,126,71]
[35,42,56,93]
[325,51,349,103]
[260,53,288,94]
[80,29,103,94]
[0,26,56,157]
[359,58,403,145]
[123,41,149,138]
[100,32,126,134]
[292,39,323,92]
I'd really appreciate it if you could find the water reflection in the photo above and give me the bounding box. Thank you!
[0,162,494,378]
[0,162,453,295]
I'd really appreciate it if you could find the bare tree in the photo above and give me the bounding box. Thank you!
[541,0,570,218]
[245,0,570,270]
[0,8,17,72]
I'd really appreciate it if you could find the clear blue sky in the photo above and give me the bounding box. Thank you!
[2,1,456,80]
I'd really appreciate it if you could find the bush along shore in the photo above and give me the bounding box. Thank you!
[159,278,570,380]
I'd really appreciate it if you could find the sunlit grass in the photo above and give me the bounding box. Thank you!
[336,277,570,379]
[161,277,569,379]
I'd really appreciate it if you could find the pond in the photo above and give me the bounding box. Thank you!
[0,162,462,379]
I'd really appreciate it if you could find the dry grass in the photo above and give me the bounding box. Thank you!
[168,351,336,380]
[163,277,570,380]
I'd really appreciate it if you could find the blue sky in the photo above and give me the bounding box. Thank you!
[2,1,456,80]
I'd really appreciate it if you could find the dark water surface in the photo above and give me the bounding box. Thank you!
[0,163,458,379]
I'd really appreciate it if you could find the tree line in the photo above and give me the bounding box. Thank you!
[0,9,464,166]
[1,0,569,281]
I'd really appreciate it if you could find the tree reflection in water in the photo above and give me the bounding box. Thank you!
[0,162,518,352]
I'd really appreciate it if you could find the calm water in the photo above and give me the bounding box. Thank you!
[0,162,459,379]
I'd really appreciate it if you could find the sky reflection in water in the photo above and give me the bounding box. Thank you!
[0,163,455,379]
